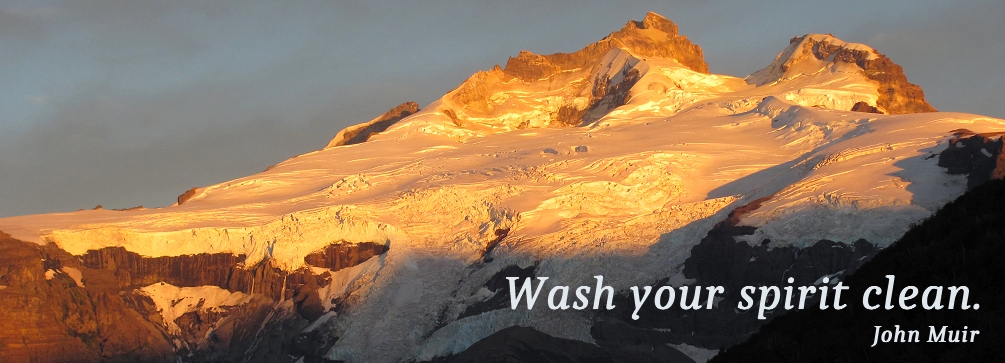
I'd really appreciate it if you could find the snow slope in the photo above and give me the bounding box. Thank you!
[0,26,1002,362]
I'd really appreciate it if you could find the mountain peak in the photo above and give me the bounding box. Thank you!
[602,12,707,73]
[500,12,707,83]
[627,11,679,34]
[792,33,881,61]
[421,12,711,131]
[749,33,936,114]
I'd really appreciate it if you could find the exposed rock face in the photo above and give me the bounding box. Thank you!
[0,232,175,363]
[458,264,536,319]
[161,293,277,361]
[938,129,1005,189]
[502,12,707,82]
[0,233,387,363]
[711,179,1005,362]
[854,56,936,114]
[851,101,882,114]
[80,241,388,301]
[751,34,936,114]
[304,241,390,270]
[327,101,420,148]
[480,228,510,263]
[548,63,644,127]
[177,187,199,205]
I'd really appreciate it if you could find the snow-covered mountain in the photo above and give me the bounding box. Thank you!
[1,12,1003,363]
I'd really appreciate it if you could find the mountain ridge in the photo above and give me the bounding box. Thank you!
[325,13,935,148]
[0,12,1001,363]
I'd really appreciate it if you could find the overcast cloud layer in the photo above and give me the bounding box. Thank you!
[1,0,1002,217]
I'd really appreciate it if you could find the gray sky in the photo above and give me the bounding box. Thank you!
[1,0,1002,217]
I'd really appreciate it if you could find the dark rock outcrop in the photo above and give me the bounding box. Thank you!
[304,241,389,270]
[289,325,341,360]
[590,196,878,349]
[711,178,1005,362]
[327,101,420,147]
[458,264,536,319]
[0,232,176,363]
[177,187,199,205]
[169,294,276,361]
[851,101,882,114]
[938,129,1005,189]
[559,65,643,126]
[481,228,510,263]
[80,241,387,301]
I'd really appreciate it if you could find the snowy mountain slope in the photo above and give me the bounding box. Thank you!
[0,12,1002,363]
